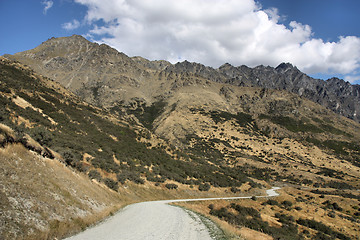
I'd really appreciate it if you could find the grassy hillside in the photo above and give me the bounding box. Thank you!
[0,57,271,191]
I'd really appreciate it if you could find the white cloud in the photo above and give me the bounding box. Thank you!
[344,75,360,84]
[42,0,53,15]
[73,0,360,77]
[62,19,81,30]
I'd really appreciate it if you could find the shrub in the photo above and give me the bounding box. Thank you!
[116,173,127,184]
[210,204,301,240]
[262,199,279,206]
[61,150,77,167]
[165,183,178,189]
[88,170,102,182]
[104,178,118,191]
[230,187,240,193]
[198,183,211,191]
[275,213,294,223]
[328,212,336,218]
[281,200,293,209]
[30,126,53,147]
[322,201,343,211]
[296,218,350,240]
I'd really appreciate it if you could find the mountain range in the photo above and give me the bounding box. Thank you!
[5,35,360,123]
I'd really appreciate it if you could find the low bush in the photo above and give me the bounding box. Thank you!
[165,183,178,189]
[322,200,343,211]
[262,199,279,206]
[281,200,293,209]
[198,183,211,191]
[88,170,102,182]
[230,187,240,193]
[296,218,350,240]
[104,178,118,191]
[210,203,301,239]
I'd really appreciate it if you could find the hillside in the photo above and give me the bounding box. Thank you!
[2,35,360,240]
[0,56,267,239]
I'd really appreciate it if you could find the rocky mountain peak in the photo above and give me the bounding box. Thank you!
[219,63,234,69]
[275,62,295,72]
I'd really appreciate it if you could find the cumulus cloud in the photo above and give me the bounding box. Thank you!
[62,19,81,30]
[73,0,360,77]
[344,75,360,84]
[42,0,53,15]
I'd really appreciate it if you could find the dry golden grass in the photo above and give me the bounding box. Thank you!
[176,186,360,240]
[239,228,273,240]
[0,144,126,239]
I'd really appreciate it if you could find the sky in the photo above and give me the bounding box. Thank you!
[0,0,359,84]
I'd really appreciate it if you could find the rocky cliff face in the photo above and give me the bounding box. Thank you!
[6,35,360,123]
[170,61,360,123]
[218,62,360,122]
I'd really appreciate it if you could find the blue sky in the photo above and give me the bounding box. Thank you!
[0,0,359,84]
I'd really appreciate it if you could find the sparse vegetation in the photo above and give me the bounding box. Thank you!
[296,218,350,240]
[165,183,178,189]
[209,203,302,239]
[104,178,118,191]
[198,183,211,191]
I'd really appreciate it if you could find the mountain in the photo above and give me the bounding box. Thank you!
[6,35,360,123]
[218,62,360,123]
[2,36,360,239]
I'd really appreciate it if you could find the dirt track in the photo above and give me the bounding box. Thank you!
[65,187,280,240]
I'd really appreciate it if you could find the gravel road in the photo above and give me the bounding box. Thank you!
[65,187,280,240]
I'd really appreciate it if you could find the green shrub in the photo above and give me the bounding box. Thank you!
[165,183,178,189]
[260,114,322,133]
[104,178,118,191]
[88,170,102,182]
[198,183,211,191]
[322,200,343,211]
[275,213,294,223]
[262,199,279,206]
[281,200,293,209]
[30,126,53,147]
[210,204,301,239]
[296,218,350,240]
[230,187,240,193]
[125,100,166,130]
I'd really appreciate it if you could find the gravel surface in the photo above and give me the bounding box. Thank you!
[65,187,280,240]
[66,201,214,240]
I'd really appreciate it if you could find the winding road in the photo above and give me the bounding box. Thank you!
[65,187,280,240]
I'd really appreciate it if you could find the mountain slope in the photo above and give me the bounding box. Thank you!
[0,142,122,240]
[3,37,360,189]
